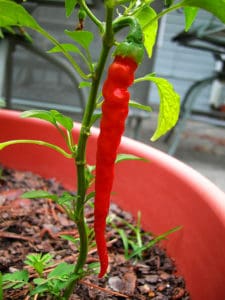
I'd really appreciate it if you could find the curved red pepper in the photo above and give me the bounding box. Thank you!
[94,56,138,278]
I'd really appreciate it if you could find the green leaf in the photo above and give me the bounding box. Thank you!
[179,0,225,24]
[149,225,183,245]
[136,226,183,256]
[47,43,93,70]
[85,191,95,202]
[48,43,81,54]
[25,253,53,266]
[24,253,53,277]
[33,278,47,285]
[48,262,74,279]
[129,100,152,112]
[21,110,74,131]
[48,41,93,73]
[22,190,57,201]
[86,262,100,273]
[50,110,74,131]
[143,75,180,141]
[115,153,148,163]
[21,110,56,125]
[0,0,41,30]
[30,282,49,296]
[65,30,94,50]
[184,7,199,31]
[60,234,79,245]
[2,270,28,290]
[135,6,158,57]
[117,229,129,259]
[128,225,182,260]
[58,192,75,209]
[90,112,102,126]
[65,0,77,17]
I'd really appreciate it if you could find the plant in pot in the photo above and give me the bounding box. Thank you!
[0,0,225,299]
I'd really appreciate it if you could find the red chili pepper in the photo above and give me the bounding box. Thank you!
[94,55,138,278]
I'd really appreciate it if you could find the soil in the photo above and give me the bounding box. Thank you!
[0,165,190,300]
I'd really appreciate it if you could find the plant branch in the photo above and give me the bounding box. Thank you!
[0,140,72,159]
[147,2,183,27]
[79,0,104,33]
[37,28,89,79]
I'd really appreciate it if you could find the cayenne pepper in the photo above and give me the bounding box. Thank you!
[94,26,144,278]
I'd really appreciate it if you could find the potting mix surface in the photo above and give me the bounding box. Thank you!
[0,166,190,299]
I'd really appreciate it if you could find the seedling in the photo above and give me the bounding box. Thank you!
[112,211,182,261]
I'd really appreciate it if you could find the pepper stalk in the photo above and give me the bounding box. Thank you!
[113,16,145,64]
[62,3,115,299]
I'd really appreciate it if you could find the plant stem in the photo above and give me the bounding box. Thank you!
[0,140,72,159]
[79,0,104,33]
[37,28,89,79]
[148,2,183,27]
[0,272,3,300]
[62,5,114,300]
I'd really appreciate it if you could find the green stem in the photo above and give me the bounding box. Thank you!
[37,28,89,79]
[62,5,114,300]
[147,2,183,27]
[0,140,72,159]
[67,131,76,153]
[112,16,142,41]
[0,272,3,300]
[79,0,104,33]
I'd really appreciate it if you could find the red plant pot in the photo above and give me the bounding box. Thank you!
[0,109,225,299]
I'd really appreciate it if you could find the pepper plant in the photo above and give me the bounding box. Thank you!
[0,0,225,299]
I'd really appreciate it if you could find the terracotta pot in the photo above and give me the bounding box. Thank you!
[1,109,225,299]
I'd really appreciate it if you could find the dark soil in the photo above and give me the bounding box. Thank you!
[0,166,190,299]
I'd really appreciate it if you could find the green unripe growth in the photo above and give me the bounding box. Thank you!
[78,8,86,21]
